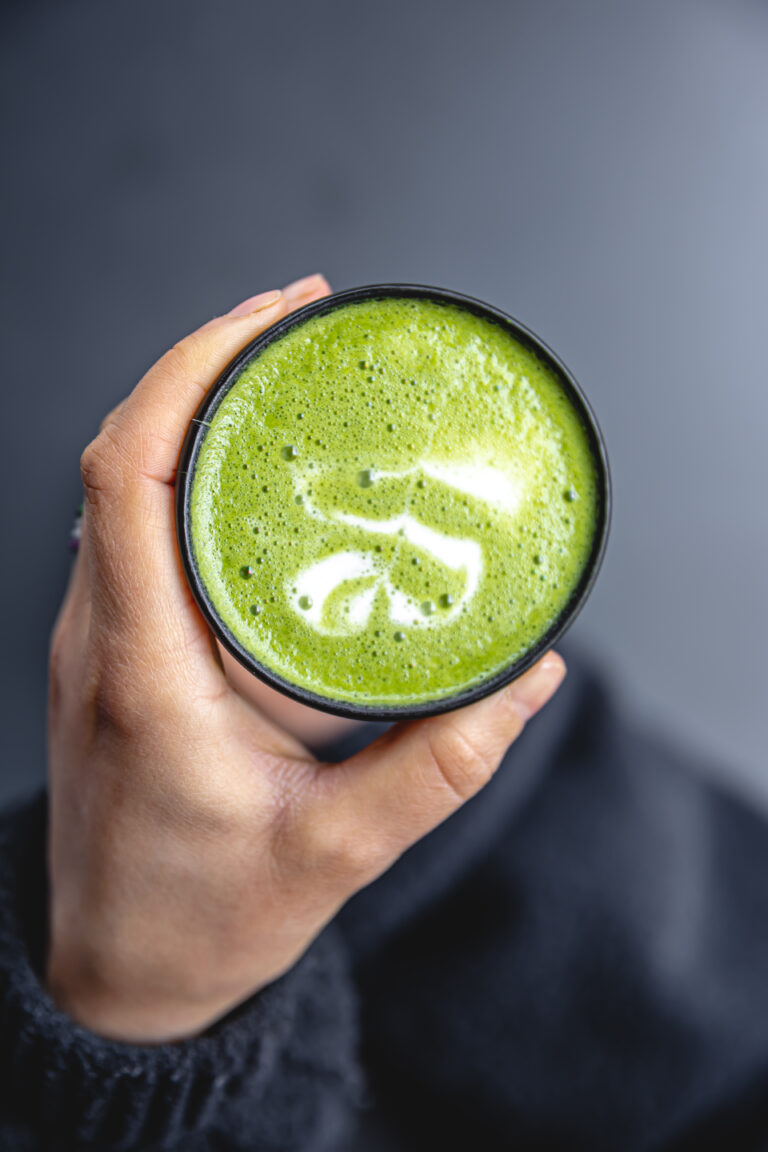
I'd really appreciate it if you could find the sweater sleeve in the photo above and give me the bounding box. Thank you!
[338,660,768,1150]
[0,793,362,1151]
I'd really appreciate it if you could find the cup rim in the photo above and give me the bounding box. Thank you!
[175,283,612,720]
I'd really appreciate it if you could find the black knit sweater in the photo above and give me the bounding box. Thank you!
[2,654,768,1150]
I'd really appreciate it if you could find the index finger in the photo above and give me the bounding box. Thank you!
[80,275,331,655]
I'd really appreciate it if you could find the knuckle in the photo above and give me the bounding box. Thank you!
[158,334,211,390]
[495,686,528,735]
[297,813,386,887]
[158,341,193,382]
[84,654,172,738]
[86,668,139,736]
[79,424,129,499]
[425,723,493,803]
[338,834,387,885]
[79,438,105,496]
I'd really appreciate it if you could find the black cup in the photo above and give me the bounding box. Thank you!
[176,284,611,720]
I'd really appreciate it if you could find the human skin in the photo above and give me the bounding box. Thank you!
[46,273,566,1043]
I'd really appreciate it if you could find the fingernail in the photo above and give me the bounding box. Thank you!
[228,289,282,317]
[282,273,329,301]
[507,652,567,721]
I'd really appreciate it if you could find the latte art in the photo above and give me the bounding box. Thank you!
[187,296,601,708]
[286,461,524,635]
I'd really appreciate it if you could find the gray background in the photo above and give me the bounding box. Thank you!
[2,0,767,806]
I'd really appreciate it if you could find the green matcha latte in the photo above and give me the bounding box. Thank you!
[185,295,602,710]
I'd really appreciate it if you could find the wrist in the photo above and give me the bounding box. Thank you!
[46,941,244,1044]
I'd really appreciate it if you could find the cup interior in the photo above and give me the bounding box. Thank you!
[175,284,611,720]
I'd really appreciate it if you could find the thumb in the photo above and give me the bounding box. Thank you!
[306,652,567,884]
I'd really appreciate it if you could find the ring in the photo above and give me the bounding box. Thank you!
[68,502,83,554]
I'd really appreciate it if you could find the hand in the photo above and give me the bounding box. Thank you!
[46,273,566,1043]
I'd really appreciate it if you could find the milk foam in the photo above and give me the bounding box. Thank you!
[287,461,515,636]
[188,295,600,708]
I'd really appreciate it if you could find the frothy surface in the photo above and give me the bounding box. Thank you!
[189,297,599,707]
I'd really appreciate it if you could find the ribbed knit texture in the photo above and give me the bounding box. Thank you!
[0,797,361,1151]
